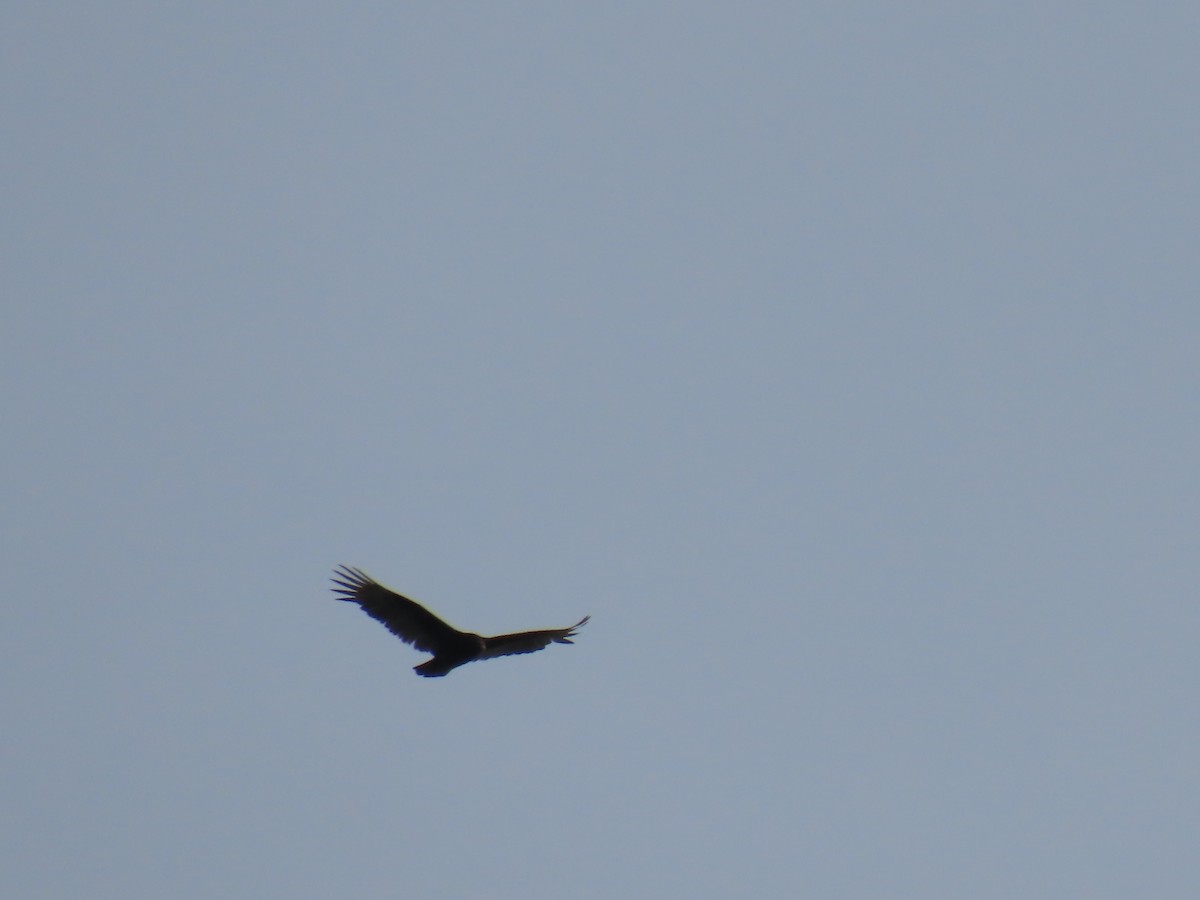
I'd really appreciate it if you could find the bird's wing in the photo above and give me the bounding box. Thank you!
[331,565,466,654]
[478,615,590,660]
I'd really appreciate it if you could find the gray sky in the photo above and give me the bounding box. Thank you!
[5,4,1198,898]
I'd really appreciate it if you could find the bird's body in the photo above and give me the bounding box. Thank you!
[331,565,589,677]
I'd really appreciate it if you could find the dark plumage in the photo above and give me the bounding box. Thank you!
[331,565,589,677]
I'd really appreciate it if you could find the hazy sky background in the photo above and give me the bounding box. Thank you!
[4,4,1198,898]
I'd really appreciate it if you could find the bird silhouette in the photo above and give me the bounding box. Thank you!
[331,565,589,677]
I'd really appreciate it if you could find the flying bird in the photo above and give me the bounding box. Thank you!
[331,565,590,677]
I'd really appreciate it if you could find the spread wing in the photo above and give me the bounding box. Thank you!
[479,616,591,660]
[331,565,467,655]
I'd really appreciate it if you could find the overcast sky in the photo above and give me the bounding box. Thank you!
[5,4,1199,898]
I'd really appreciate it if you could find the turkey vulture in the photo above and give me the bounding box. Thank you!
[331,565,590,677]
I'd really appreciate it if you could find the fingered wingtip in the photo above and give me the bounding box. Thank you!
[565,615,590,636]
[331,564,375,600]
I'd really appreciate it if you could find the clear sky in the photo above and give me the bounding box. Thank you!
[4,4,1198,898]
